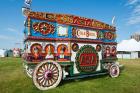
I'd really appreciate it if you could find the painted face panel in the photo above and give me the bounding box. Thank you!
[45,44,55,55]
[31,43,42,59]
[111,46,117,57]
[57,44,68,55]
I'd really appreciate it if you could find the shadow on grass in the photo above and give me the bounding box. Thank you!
[59,74,108,86]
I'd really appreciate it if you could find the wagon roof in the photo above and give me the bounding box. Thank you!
[28,11,116,31]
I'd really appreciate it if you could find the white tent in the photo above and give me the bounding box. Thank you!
[0,49,8,57]
[117,39,140,59]
[138,41,140,45]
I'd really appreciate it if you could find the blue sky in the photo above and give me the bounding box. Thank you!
[0,0,140,49]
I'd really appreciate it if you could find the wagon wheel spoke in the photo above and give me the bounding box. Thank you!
[39,69,44,73]
[52,67,57,71]
[37,72,43,76]
[50,64,55,71]
[42,79,46,86]
[39,78,45,84]
[42,65,45,71]
[45,65,48,70]
[38,75,44,80]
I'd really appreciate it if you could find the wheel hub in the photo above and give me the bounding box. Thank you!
[44,70,53,79]
[112,67,117,75]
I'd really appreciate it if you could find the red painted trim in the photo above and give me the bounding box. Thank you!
[25,36,117,45]
[103,42,117,45]
[28,11,116,31]
[58,59,69,61]
[25,36,104,44]
[46,58,54,60]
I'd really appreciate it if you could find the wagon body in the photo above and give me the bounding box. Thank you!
[23,11,119,90]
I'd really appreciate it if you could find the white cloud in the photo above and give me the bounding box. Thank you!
[127,0,138,5]
[126,0,140,25]
[133,5,140,14]
[128,15,140,25]
[0,35,14,40]
[4,27,23,36]
[6,27,18,33]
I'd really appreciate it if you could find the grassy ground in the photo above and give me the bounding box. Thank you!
[0,57,140,93]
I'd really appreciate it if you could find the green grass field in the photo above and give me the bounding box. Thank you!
[0,57,140,93]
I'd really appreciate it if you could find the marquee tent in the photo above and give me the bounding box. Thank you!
[117,39,140,59]
[0,49,8,57]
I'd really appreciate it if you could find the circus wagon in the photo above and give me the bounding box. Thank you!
[22,0,121,90]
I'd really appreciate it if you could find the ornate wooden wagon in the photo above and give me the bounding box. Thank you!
[22,1,120,90]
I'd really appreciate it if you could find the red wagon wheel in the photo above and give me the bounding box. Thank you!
[33,61,62,90]
[109,64,120,78]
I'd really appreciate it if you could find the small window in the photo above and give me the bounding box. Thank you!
[57,25,68,36]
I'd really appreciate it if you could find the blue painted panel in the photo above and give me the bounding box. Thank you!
[24,18,117,43]
[30,19,57,38]
[29,19,73,39]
